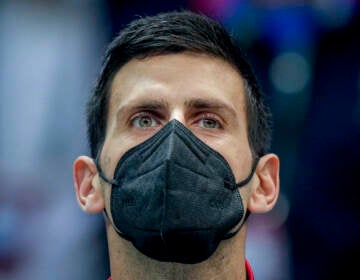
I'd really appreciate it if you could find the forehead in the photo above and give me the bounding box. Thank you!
[107,52,247,123]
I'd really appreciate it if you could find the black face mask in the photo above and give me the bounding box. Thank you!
[96,119,258,264]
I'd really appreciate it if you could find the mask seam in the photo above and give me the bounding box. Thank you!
[115,161,164,185]
[172,161,238,190]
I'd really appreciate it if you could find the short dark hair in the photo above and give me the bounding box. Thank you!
[87,10,272,159]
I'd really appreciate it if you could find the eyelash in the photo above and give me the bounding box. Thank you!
[130,111,160,127]
[195,112,223,129]
[129,111,223,129]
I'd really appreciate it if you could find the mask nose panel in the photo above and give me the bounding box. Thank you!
[113,120,236,188]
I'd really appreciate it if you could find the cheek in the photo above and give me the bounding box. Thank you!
[105,188,116,227]
[103,182,112,209]
[101,134,136,177]
[238,186,251,210]
[220,137,253,183]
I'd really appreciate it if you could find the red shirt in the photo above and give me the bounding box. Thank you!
[108,259,254,280]
[245,259,255,280]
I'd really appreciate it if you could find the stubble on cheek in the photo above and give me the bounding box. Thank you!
[103,154,112,170]
[98,153,114,211]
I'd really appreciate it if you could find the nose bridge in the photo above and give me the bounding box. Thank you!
[166,107,184,160]
[169,107,186,126]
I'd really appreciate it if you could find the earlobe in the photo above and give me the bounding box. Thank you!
[247,153,280,213]
[73,156,105,214]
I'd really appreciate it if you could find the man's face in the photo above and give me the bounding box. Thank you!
[99,52,253,206]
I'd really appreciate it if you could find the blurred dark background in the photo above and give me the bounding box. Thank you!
[0,1,359,279]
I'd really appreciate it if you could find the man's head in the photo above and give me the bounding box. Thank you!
[86,11,272,160]
[73,10,279,278]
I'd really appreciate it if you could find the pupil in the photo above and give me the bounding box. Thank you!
[204,119,214,127]
[141,117,151,126]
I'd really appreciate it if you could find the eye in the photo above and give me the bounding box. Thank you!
[132,114,158,128]
[198,117,221,129]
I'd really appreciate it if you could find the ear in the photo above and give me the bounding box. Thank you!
[73,156,105,214]
[248,153,280,213]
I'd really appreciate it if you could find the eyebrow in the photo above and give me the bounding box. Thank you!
[184,98,237,119]
[115,99,170,122]
[114,97,238,123]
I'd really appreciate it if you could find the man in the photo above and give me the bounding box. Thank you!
[73,11,279,280]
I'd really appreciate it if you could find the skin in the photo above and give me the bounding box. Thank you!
[73,52,280,280]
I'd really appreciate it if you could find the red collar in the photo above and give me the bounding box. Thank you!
[245,258,255,280]
[108,259,254,280]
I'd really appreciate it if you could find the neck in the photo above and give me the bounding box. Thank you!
[107,225,248,280]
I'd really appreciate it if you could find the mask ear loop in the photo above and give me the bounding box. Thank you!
[95,144,119,186]
[236,157,259,188]
[95,145,130,240]
[223,157,260,239]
